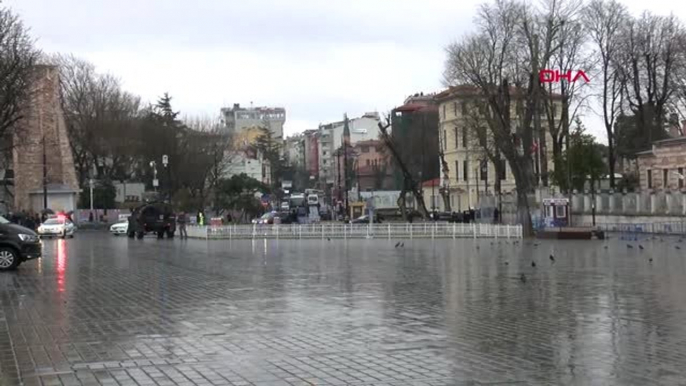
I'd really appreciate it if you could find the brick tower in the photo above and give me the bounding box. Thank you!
[12,65,80,212]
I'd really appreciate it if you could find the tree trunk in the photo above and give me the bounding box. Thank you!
[397,189,408,222]
[607,135,616,189]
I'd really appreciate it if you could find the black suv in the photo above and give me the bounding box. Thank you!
[127,202,176,239]
[0,215,41,271]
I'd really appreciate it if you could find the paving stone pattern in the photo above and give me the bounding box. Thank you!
[2,234,686,385]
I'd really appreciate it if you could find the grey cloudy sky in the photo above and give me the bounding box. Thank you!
[7,0,682,138]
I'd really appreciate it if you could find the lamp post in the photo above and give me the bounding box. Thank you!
[42,134,48,210]
[150,161,158,194]
[162,154,170,202]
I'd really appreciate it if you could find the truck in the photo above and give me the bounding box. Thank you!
[127,202,176,239]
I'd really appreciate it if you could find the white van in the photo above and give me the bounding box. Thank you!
[307,194,319,206]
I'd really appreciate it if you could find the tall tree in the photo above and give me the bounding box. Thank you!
[445,0,541,235]
[552,117,606,192]
[540,0,592,187]
[53,54,142,186]
[583,0,627,188]
[616,12,686,149]
[0,6,39,147]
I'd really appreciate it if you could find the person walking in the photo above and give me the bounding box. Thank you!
[178,211,188,238]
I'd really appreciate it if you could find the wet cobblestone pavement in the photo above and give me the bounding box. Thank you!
[2,233,686,385]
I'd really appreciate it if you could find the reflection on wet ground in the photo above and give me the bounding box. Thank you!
[1,233,686,385]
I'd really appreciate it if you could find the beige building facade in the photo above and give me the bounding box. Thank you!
[636,137,686,191]
[435,86,560,212]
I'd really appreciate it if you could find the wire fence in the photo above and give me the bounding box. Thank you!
[588,221,686,239]
[185,223,524,240]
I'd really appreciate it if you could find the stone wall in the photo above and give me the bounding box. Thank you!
[12,65,79,211]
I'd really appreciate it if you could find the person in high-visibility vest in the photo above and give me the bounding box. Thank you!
[198,211,205,226]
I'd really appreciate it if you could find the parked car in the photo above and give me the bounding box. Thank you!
[0,215,41,271]
[350,214,382,224]
[109,220,129,235]
[252,211,277,224]
[127,202,176,239]
[37,216,76,238]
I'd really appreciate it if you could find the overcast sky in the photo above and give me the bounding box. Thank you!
[7,0,682,139]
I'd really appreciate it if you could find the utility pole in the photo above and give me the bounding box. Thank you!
[42,134,48,210]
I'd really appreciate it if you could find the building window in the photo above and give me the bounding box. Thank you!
[362,146,370,153]
[679,168,684,189]
[552,104,557,118]
[463,160,469,181]
[461,101,467,115]
[443,104,446,119]
[454,127,459,149]
[664,169,669,189]
[480,160,488,181]
[462,127,468,148]
[443,130,447,150]
[453,102,457,115]
[455,160,459,181]
[555,205,566,218]
[647,169,652,189]
[366,159,370,166]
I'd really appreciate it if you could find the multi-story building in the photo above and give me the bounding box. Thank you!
[333,139,393,198]
[318,112,381,188]
[284,135,305,168]
[303,130,319,182]
[390,93,440,190]
[220,103,286,140]
[435,85,560,211]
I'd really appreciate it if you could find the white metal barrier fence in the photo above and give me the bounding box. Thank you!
[185,223,523,240]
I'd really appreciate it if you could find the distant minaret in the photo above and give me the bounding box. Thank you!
[343,113,350,145]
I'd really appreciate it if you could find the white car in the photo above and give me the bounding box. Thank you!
[109,221,129,236]
[37,217,76,238]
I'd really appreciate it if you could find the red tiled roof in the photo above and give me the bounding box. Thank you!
[421,178,441,188]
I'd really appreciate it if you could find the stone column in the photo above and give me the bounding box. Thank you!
[609,193,616,214]
[584,193,591,214]
[650,193,658,214]
[621,191,628,213]
[636,192,642,213]
[596,194,603,214]
[665,191,672,215]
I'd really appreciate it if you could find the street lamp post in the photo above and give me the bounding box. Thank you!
[162,155,170,202]
[150,161,158,194]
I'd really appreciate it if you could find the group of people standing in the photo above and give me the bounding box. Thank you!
[4,211,45,230]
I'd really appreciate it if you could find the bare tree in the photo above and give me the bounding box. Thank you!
[616,12,686,148]
[0,6,40,148]
[378,117,430,220]
[539,0,592,188]
[583,0,628,188]
[445,0,540,235]
[183,116,233,210]
[51,54,142,186]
